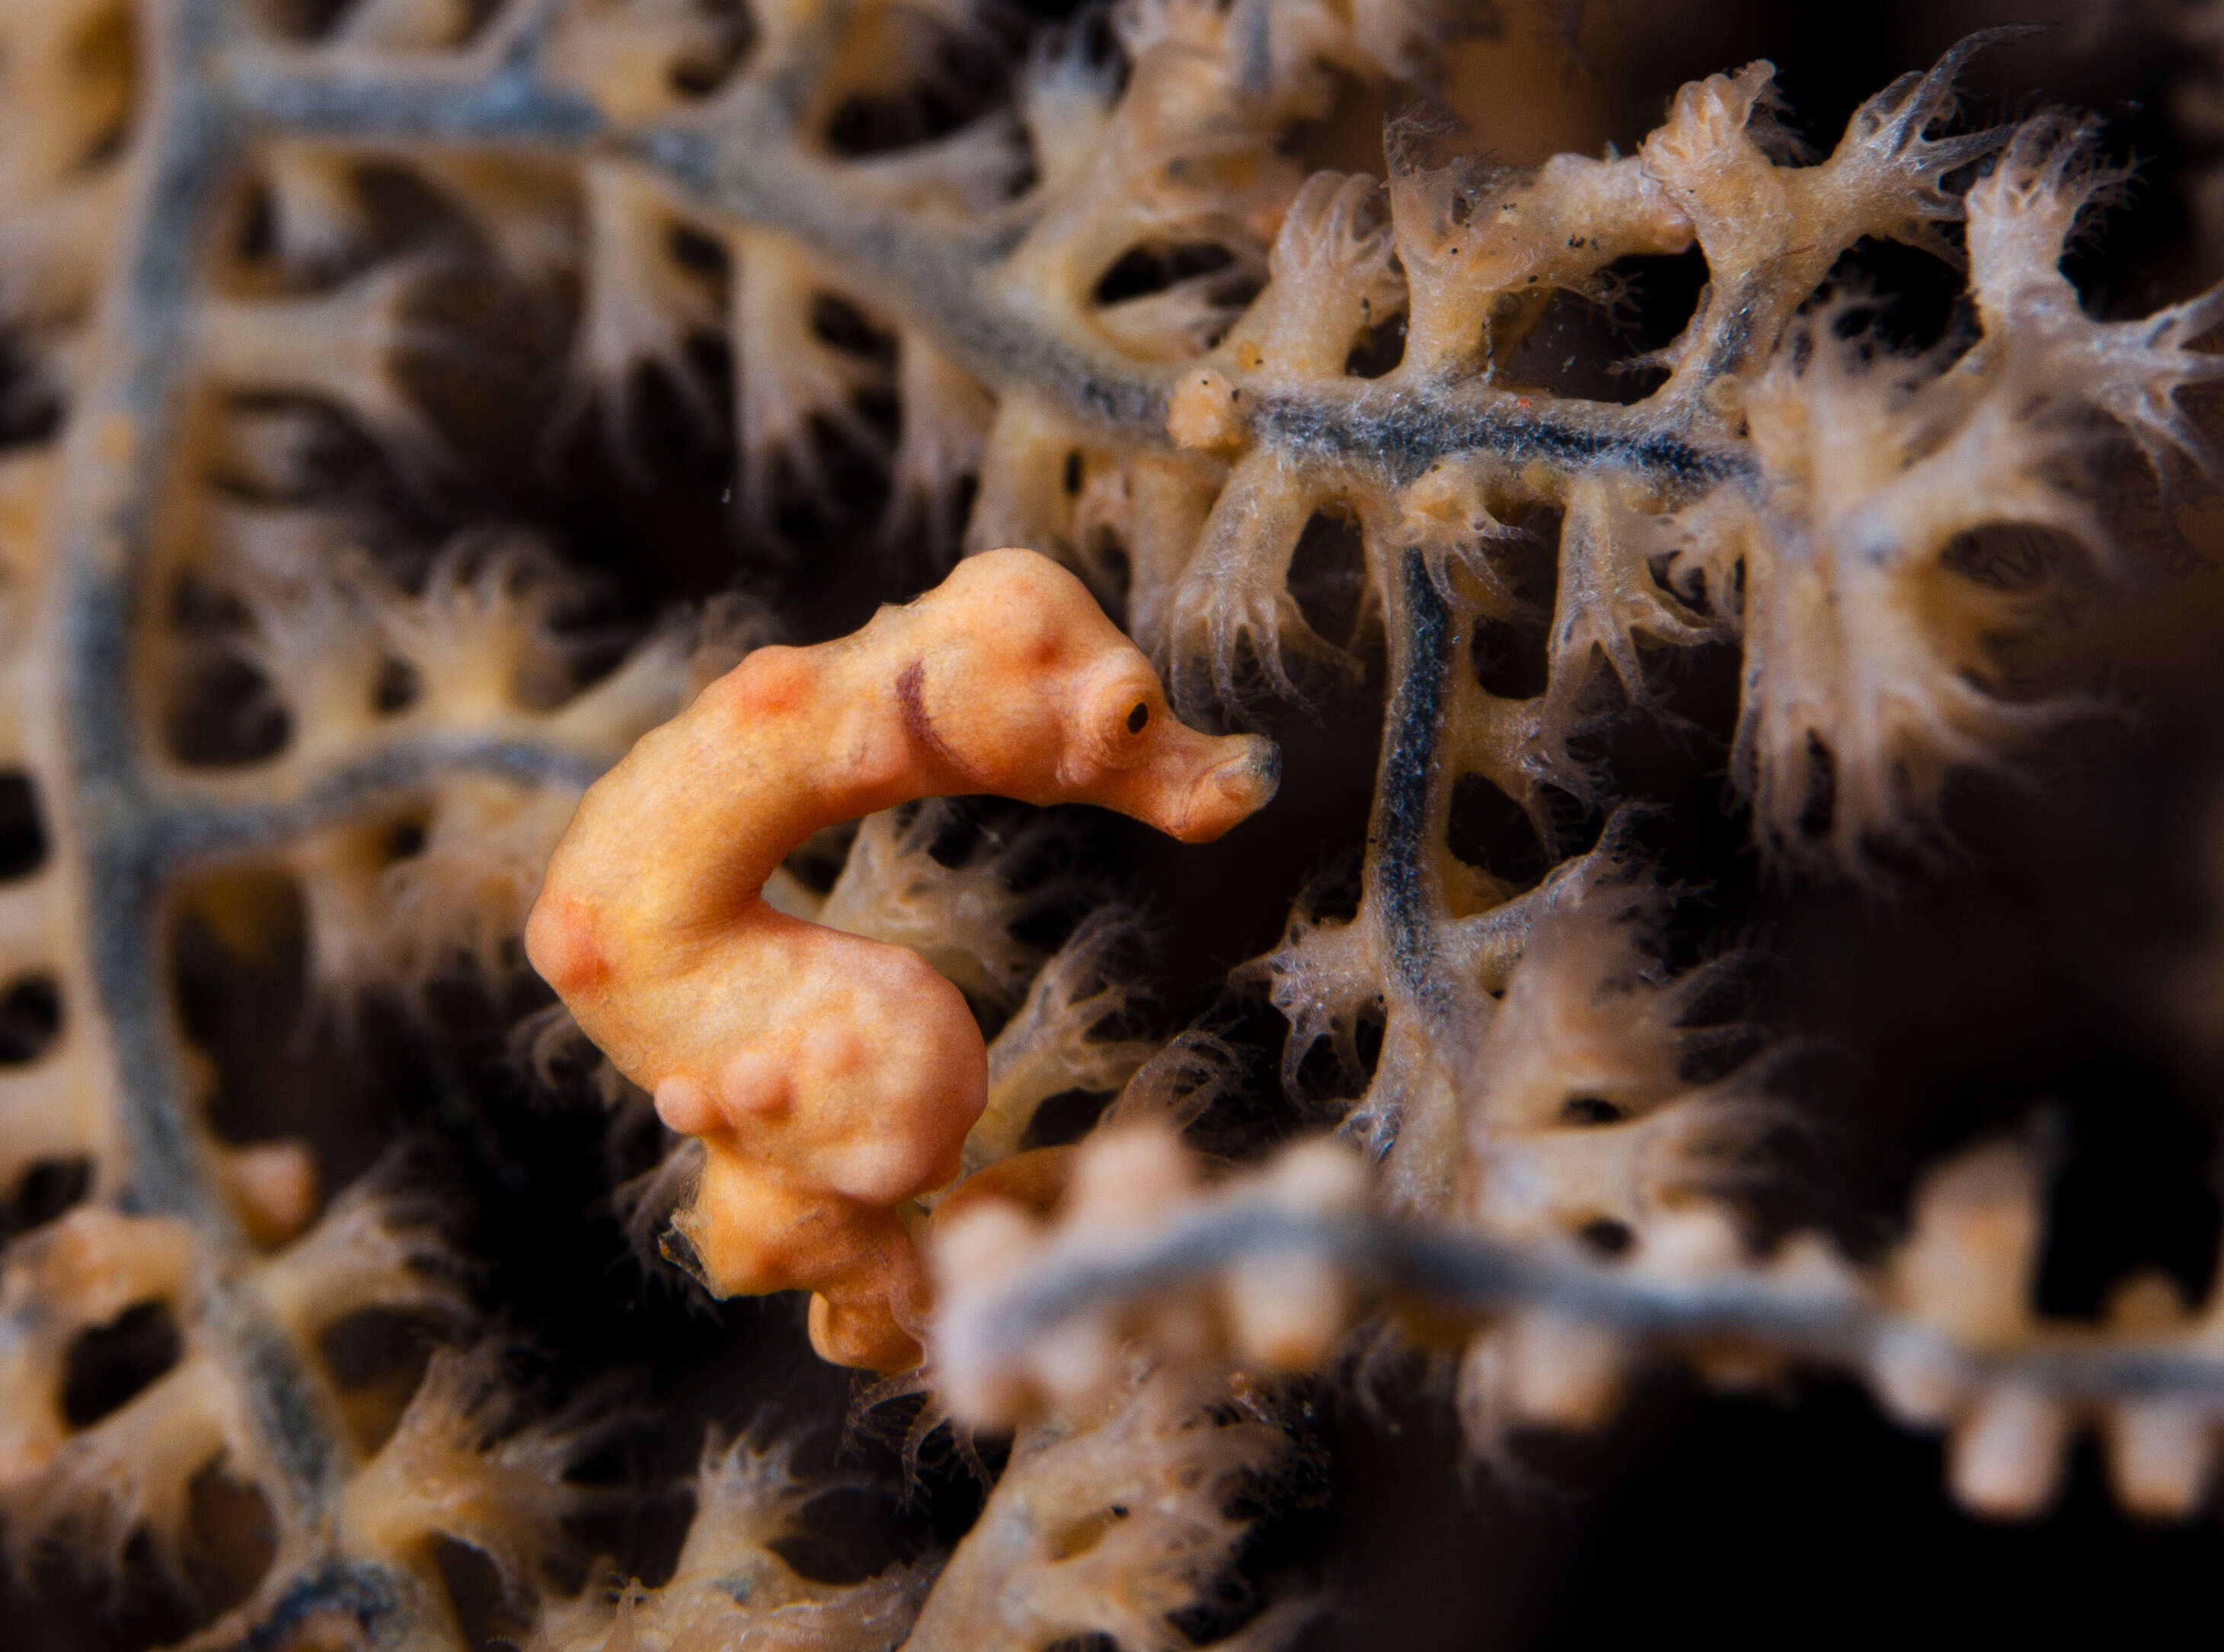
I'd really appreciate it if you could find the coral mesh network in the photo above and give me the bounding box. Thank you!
[2,1,2224,1649]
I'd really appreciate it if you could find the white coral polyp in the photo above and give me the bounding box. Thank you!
[1966,114,2224,482]
[1698,318,2099,864]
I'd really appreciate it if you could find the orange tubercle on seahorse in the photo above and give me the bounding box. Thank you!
[526,548,1280,1369]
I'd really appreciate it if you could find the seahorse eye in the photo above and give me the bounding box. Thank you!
[1127,701,1150,734]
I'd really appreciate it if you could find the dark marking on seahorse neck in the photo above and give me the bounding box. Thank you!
[896,657,985,788]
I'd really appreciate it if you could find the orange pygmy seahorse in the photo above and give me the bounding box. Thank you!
[526,548,1280,1368]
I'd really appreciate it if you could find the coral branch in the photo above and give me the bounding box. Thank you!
[904,1360,1296,1652]
[529,1430,929,1651]
[931,1127,2224,1520]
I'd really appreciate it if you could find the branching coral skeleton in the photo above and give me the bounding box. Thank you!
[3,0,2224,1647]
[931,1114,2224,1521]
[527,1430,932,1652]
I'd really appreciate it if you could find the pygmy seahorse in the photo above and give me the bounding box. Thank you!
[525,548,1280,1367]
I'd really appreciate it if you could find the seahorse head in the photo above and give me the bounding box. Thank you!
[900,546,1280,841]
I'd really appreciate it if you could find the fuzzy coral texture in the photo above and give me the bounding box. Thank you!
[6,0,2224,1649]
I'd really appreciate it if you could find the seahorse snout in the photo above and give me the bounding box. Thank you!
[1162,733,1280,842]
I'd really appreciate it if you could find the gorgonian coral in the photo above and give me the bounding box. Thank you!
[3,1,2224,1648]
